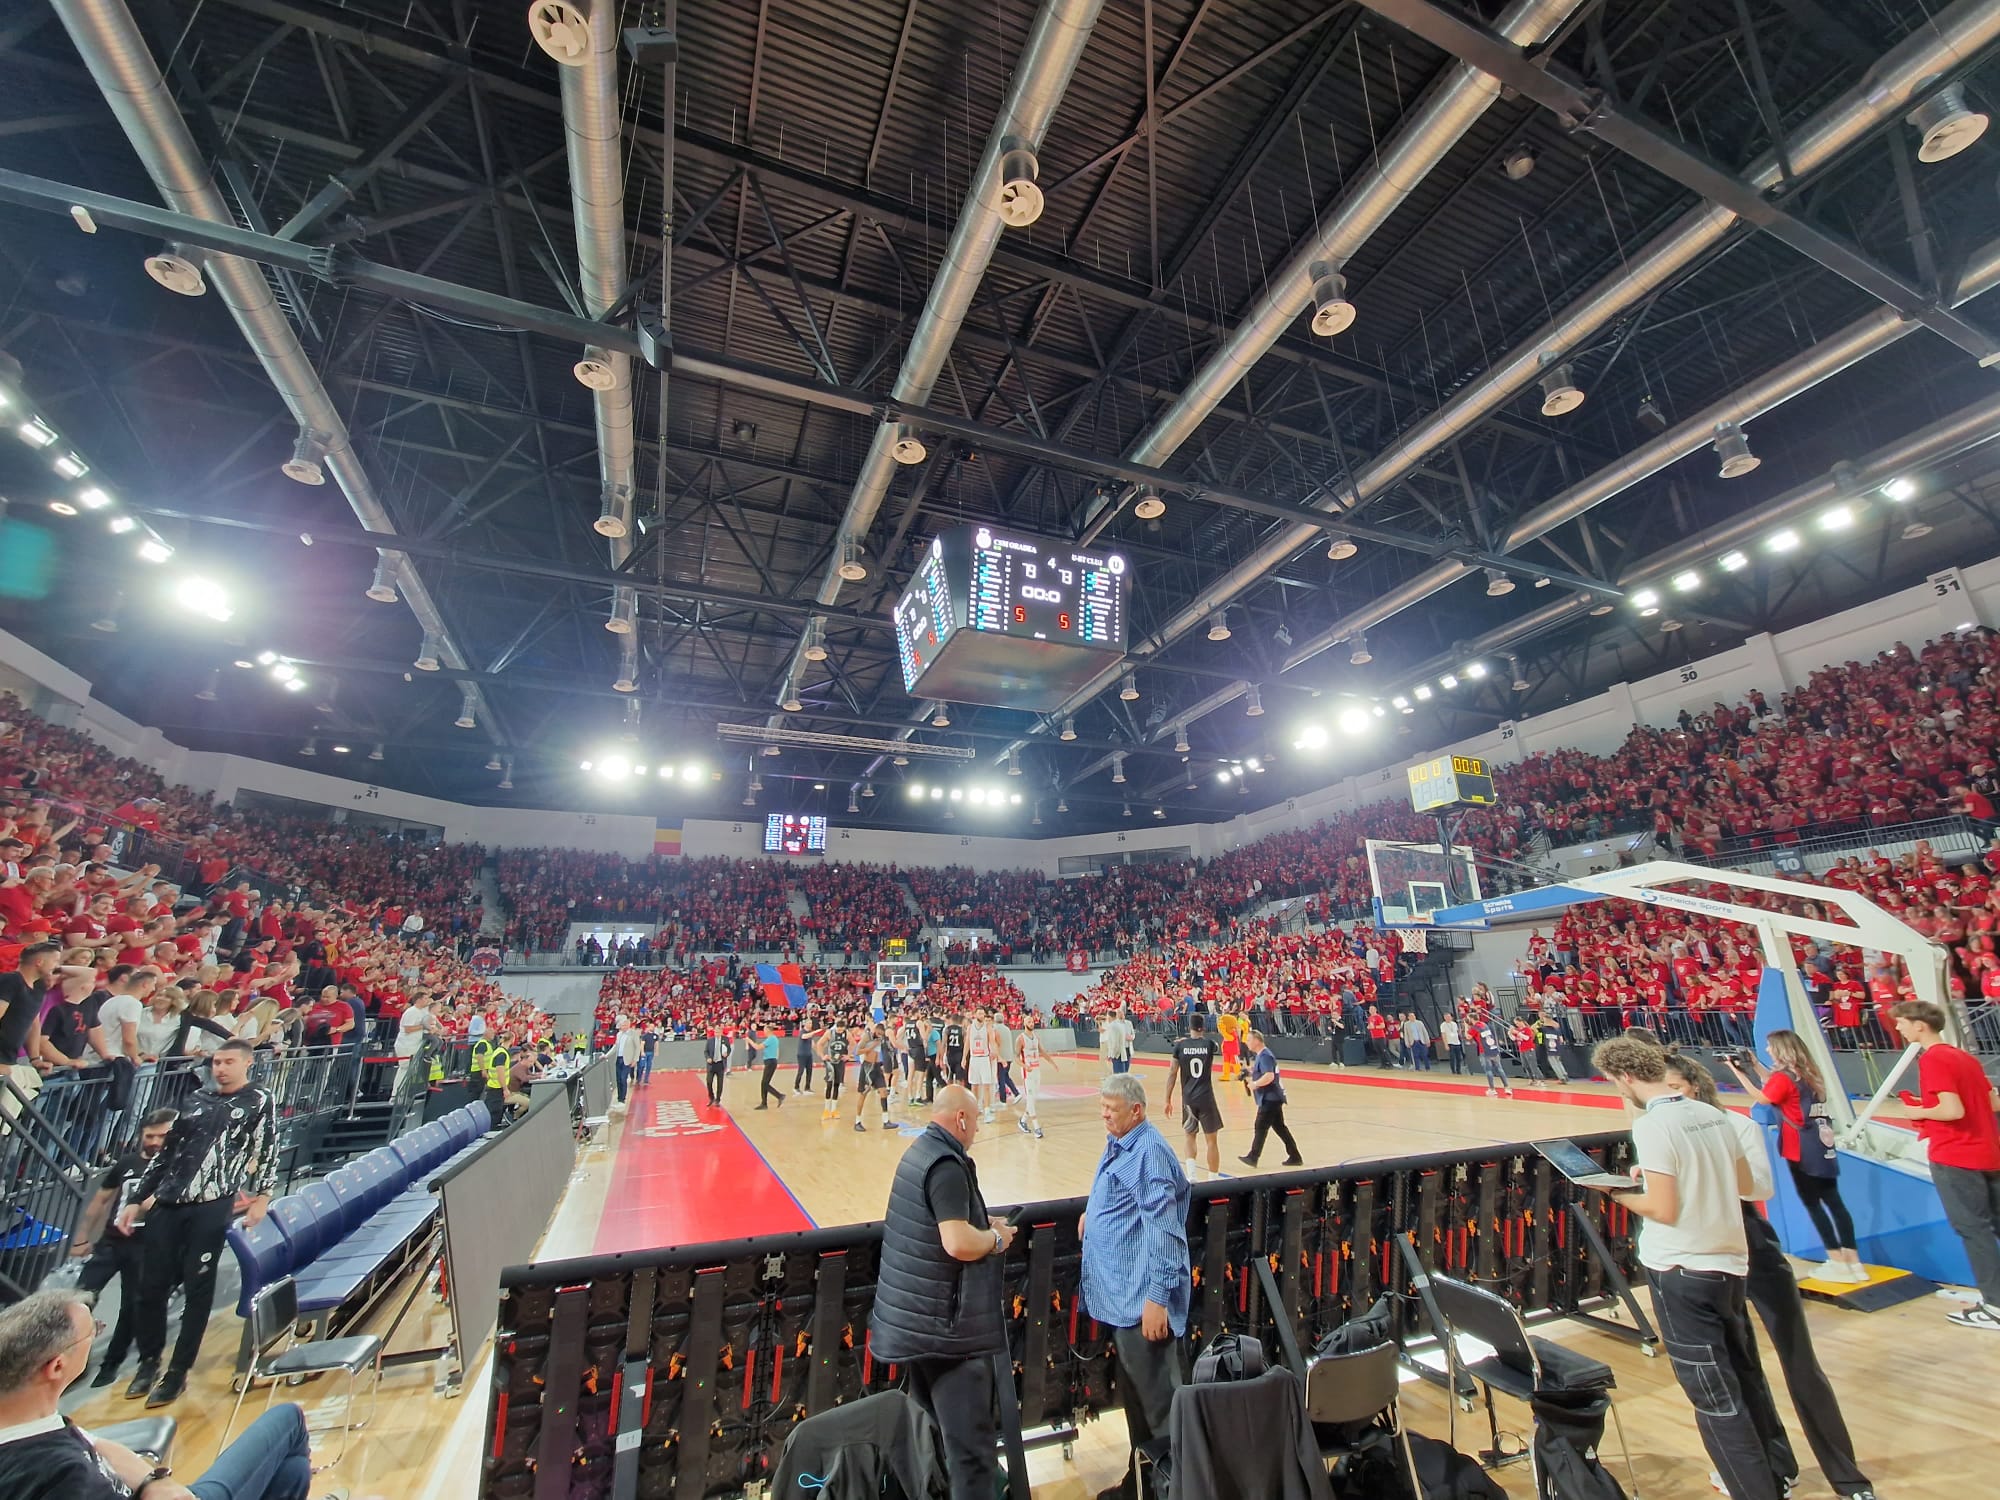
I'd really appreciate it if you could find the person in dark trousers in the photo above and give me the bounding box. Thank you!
[755,1027,785,1109]
[1591,1037,1785,1500]
[1080,1073,1191,1500]
[702,1027,730,1108]
[793,1024,817,1095]
[70,1109,177,1390]
[1724,1031,1865,1281]
[867,1085,1016,1497]
[117,1039,277,1407]
[1664,1052,1877,1500]
[1237,1030,1303,1168]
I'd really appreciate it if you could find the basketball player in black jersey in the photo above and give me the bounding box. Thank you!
[852,1025,893,1131]
[943,1015,968,1084]
[819,1025,850,1121]
[1162,1013,1225,1179]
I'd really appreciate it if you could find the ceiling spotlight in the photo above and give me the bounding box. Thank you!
[1671,569,1702,592]
[270,662,297,682]
[315,681,337,714]
[1059,717,1077,741]
[996,140,1045,228]
[1032,803,1042,826]
[949,788,963,802]
[1349,632,1372,665]
[487,754,504,772]
[1152,805,1165,818]
[1326,536,1359,561]
[1718,550,1748,572]
[454,685,478,729]
[1909,81,1989,163]
[1659,617,1684,633]
[1056,795,1069,813]
[1508,657,1530,692]
[1217,769,1233,784]
[779,680,804,713]
[1819,503,1855,531]
[1308,262,1356,337]
[572,348,619,390]
[1133,491,1166,520]
[847,788,861,814]
[932,703,952,728]
[580,759,594,771]
[47,500,77,518]
[803,618,829,662]
[1902,519,1934,540]
[136,538,172,563]
[1273,622,1293,647]
[1244,685,1264,717]
[1439,672,1460,690]
[256,650,277,665]
[1119,673,1139,701]
[1634,393,1668,431]
[1485,568,1515,596]
[16,418,57,448]
[890,426,927,465]
[283,677,306,692]
[837,538,868,582]
[89,596,120,633]
[907,782,925,801]
[281,430,327,485]
[1713,422,1760,479]
[893,753,910,766]
[414,632,442,671]
[1588,602,1614,616]
[499,758,514,789]
[1173,721,1190,754]
[51,452,88,480]
[1122,802,1132,818]
[173,576,232,622]
[1881,476,1918,503]
[76,487,110,509]
[612,643,638,694]
[1465,661,1488,679]
[1392,695,1411,711]
[369,743,385,761]
[1207,610,1231,642]
[1297,724,1330,751]
[299,738,317,757]
[1538,361,1585,417]
[1007,749,1022,776]
[1503,142,1537,180]
[1630,588,1660,611]
[968,787,986,806]
[861,780,875,797]
[143,249,206,296]
[1337,707,1370,735]
[1414,684,1433,701]
[331,743,351,755]
[930,786,944,800]
[232,658,252,669]
[594,487,630,539]
[606,590,636,635]
[195,670,219,702]
[1111,752,1127,784]
[1765,528,1801,554]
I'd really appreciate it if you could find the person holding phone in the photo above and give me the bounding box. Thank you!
[1722,1031,1865,1281]
[868,1085,1015,1498]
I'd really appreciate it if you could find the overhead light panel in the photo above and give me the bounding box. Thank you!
[1630,588,1660,610]
[1819,503,1855,531]
[1881,476,1917,503]
[1465,661,1487,679]
[136,538,172,563]
[1718,550,1748,572]
[17,418,57,448]
[51,452,88,479]
[109,515,137,534]
[173,576,232,622]
[1765,528,1801,554]
[1414,684,1433,701]
[1297,724,1330,749]
[1671,569,1702,592]
[1337,707,1371,735]
[1392,695,1411,712]
[76,486,111,509]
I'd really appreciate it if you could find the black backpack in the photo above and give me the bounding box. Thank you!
[1191,1328,1268,1383]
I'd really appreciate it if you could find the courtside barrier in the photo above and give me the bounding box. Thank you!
[480,1131,1645,1500]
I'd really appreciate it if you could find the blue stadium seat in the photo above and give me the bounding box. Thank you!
[301,1181,348,1237]
[269,1196,325,1265]
[226,1216,293,1316]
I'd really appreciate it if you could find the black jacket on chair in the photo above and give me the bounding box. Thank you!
[1167,1367,1335,1500]
[767,1390,950,1500]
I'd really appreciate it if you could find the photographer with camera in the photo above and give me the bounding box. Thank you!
[1721,1031,1866,1282]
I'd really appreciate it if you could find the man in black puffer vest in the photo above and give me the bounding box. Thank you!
[868,1083,1017,1497]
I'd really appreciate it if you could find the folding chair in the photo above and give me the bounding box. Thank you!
[1426,1274,1637,1494]
[1305,1341,1421,1495]
[219,1275,383,1471]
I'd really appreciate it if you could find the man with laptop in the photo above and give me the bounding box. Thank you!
[1587,1036,1789,1500]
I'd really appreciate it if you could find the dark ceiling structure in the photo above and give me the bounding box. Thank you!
[3,0,2000,835]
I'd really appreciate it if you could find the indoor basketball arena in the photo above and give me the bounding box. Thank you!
[3,2,2000,1497]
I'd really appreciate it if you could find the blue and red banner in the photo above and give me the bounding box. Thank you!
[756,962,809,1009]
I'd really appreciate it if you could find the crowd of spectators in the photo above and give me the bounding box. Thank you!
[797,861,913,957]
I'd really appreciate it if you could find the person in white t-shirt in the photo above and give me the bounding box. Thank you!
[394,1000,436,1092]
[1591,1036,1787,1500]
[89,968,154,1063]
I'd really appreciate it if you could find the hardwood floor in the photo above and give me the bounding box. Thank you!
[59,1058,1998,1498]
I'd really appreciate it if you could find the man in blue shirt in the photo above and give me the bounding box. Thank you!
[1079,1073,1190,1499]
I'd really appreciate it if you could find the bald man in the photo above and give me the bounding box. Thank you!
[869,1084,1017,1496]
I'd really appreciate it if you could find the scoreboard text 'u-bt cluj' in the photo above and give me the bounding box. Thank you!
[892,523,1129,710]
[1366,753,1497,928]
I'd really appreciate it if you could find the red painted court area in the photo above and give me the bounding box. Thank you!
[592,1073,814,1255]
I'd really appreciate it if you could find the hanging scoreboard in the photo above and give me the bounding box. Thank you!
[1407,754,1498,813]
[891,523,1130,710]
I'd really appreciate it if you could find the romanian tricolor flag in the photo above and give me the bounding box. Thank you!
[654,823,683,856]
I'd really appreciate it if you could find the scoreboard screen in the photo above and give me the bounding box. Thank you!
[890,524,1129,710]
[1407,754,1498,813]
[763,813,828,855]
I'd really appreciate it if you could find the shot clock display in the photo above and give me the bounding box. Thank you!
[1407,754,1498,813]
[764,813,828,855]
[891,523,1129,710]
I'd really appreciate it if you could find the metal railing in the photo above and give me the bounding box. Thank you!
[0,1073,96,1303]
[1697,812,1989,872]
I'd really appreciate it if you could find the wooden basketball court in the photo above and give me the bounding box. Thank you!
[57,1057,1999,1498]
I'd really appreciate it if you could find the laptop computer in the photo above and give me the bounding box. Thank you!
[1532,1139,1641,1192]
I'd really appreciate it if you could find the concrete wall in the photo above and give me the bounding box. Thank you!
[4,550,1999,874]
